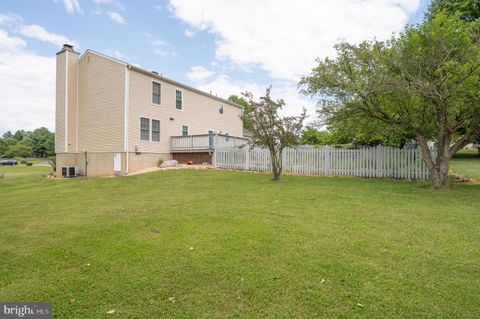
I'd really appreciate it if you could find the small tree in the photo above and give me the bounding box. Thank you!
[243,88,306,181]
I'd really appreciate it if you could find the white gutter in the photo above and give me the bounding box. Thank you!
[124,66,129,174]
[65,50,68,152]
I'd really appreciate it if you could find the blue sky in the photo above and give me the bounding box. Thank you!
[0,0,431,134]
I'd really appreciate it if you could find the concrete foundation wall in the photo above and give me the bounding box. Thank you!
[56,152,170,177]
[128,152,171,172]
[172,152,212,164]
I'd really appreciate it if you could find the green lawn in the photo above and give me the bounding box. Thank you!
[450,149,480,180]
[0,167,479,318]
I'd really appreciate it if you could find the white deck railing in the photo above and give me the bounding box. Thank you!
[171,134,248,152]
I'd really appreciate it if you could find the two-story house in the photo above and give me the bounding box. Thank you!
[55,44,246,176]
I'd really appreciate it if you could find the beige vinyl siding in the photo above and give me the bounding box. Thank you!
[128,69,243,153]
[77,53,125,152]
[55,52,66,153]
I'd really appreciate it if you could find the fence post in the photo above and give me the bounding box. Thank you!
[212,147,216,167]
[245,144,250,170]
[325,146,331,175]
[376,146,382,178]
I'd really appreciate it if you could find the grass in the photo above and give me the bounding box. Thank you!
[0,166,479,318]
[450,149,480,180]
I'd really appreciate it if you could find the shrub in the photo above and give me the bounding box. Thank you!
[157,158,164,167]
[26,161,33,166]
[20,159,27,164]
[47,156,56,172]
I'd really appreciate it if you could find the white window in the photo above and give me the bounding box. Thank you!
[152,119,160,142]
[219,105,224,114]
[152,82,161,105]
[182,125,189,136]
[175,90,183,110]
[140,117,160,142]
[140,117,150,141]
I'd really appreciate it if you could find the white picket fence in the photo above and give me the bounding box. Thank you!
[213,145,431,179]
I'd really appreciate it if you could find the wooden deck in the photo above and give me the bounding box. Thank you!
[170,134,248,152]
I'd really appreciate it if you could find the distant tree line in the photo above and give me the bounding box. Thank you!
[0,128,55,158]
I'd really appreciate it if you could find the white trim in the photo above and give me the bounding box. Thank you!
[65,50,68,152]
[77,49,127,66]
[151,118,161,142]
[152,80,162,106]
[139,116,150,142]
[139,116,161,143]
[181,124,189,136]
[175,89,183,111]
[124,66,129,174]
[76,55,79,152]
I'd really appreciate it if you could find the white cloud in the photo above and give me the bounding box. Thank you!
[184,29,195,38]
[186,66,215,82]
[168,0,421,80]
[145,33,175,58]
[0,29,26,52]
[0,13,22,26]
[107,11,125,24]
[192,73,317,121]
[104,49,131,61]
[153,4,162,11]
[18,25,75,46]
[0,30,55,133]
[172,0,423,125]
[93,0,126,11]
[57,0,83,14]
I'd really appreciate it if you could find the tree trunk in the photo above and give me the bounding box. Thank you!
[272,166,281,181]
[270,149,283,181]
[430,158,450,188]
[416,135,451,188]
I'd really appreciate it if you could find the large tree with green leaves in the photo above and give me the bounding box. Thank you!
[429,0,480,21]
[301,13,480,188]
[228,95,254,131]
[0,127,54,158]
[325,112,415,147]
[243,88,305,181]
[29,127,55,157]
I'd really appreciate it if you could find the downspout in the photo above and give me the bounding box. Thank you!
[124,65,130,175]
[65,50,69,152]
[76,56,79,152]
